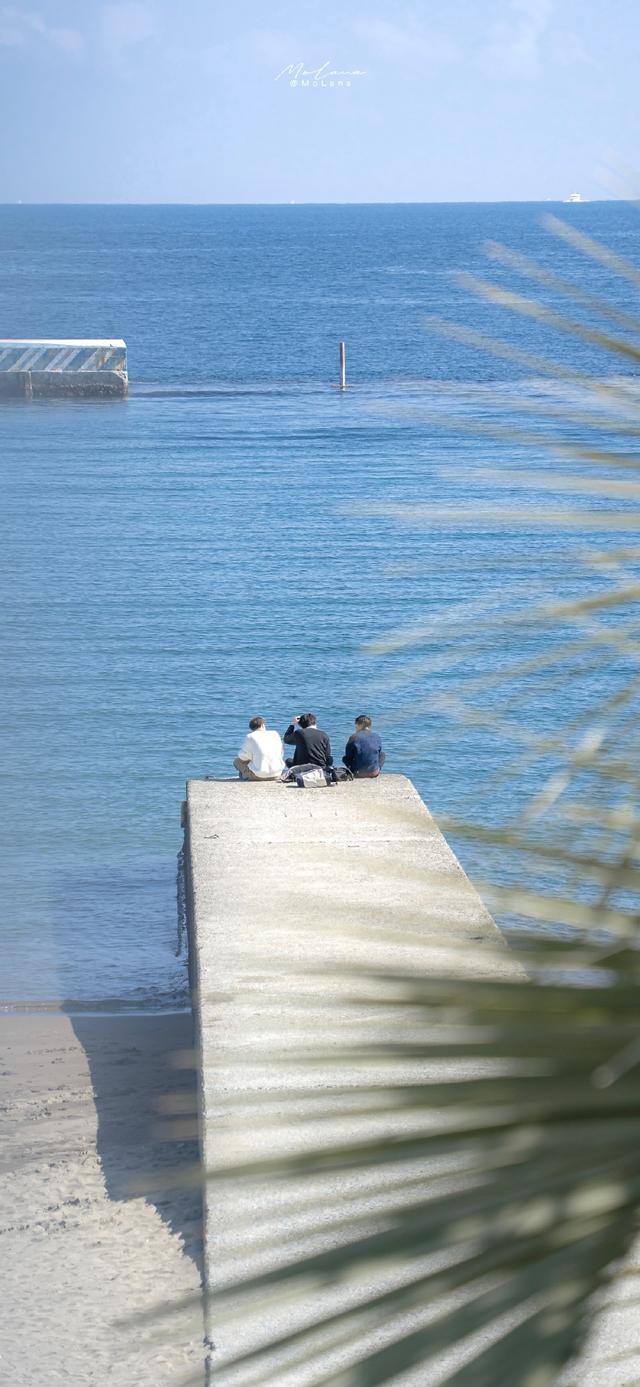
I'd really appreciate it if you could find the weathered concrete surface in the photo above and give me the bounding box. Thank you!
[184,775,521,1385]
[0,339,127,397]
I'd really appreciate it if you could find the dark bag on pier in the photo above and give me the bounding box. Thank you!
[329,766,354,783]
[281,764,354,788]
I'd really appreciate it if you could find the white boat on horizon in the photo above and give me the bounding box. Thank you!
[564,192,583,203]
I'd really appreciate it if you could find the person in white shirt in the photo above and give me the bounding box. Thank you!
[233,716,285,781]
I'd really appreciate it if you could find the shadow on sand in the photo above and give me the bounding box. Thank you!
[69,1010,203,1273]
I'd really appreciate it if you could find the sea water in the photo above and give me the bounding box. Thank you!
[2,201,639,1009]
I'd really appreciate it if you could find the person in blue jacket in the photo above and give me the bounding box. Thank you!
[342,714,385,779]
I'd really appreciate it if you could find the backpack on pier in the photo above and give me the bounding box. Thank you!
[281,764,354,789]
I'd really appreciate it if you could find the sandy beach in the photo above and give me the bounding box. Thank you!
[0,1011,204,1386]
[2,1008,640,1386]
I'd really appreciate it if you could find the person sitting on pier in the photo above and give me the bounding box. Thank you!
[233,717,285,781]
[342,714,385,778]
[283,713,333,769]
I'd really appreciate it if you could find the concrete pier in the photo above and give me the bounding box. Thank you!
[183,774,520,1383]
[0,339,127,398]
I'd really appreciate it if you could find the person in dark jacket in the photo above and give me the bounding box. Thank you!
[343,714,385,778]
[283,713,333,768]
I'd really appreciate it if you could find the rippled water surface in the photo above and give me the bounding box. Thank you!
[2,202,639,1007]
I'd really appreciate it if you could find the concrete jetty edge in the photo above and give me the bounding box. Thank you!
[0,339,128,398]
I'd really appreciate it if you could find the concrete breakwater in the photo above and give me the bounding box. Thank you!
[183,774,520,1383]
[0,339,127,398]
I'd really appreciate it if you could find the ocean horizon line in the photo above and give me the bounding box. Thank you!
[0,197,617,208]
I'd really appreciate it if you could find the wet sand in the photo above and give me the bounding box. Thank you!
[0,1012,204,1386]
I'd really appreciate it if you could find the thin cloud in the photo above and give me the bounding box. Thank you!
[548,28,597,69]
[244,29,303,67]
[353,3,592,82]
[481,0,554,80]
[352,15,459,66]
[0,7,83,53]
[197,27,357,83]
[101,2,157,52]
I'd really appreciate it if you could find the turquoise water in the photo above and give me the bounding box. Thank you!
[2,202,639,1008]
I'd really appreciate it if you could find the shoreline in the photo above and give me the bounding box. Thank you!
[0,1010,204,1385]
[0,1002,192,1015]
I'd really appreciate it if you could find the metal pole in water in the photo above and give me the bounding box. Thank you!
[339,341,347,390]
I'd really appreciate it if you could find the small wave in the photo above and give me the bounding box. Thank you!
[130,372,640,401]
[131,382,331,399]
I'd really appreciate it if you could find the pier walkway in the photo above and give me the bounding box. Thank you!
[183,774,520,1383]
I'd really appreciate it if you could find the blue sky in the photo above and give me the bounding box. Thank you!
[0,0,638,202]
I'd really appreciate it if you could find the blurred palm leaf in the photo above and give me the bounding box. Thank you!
[188,955,640,1387]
